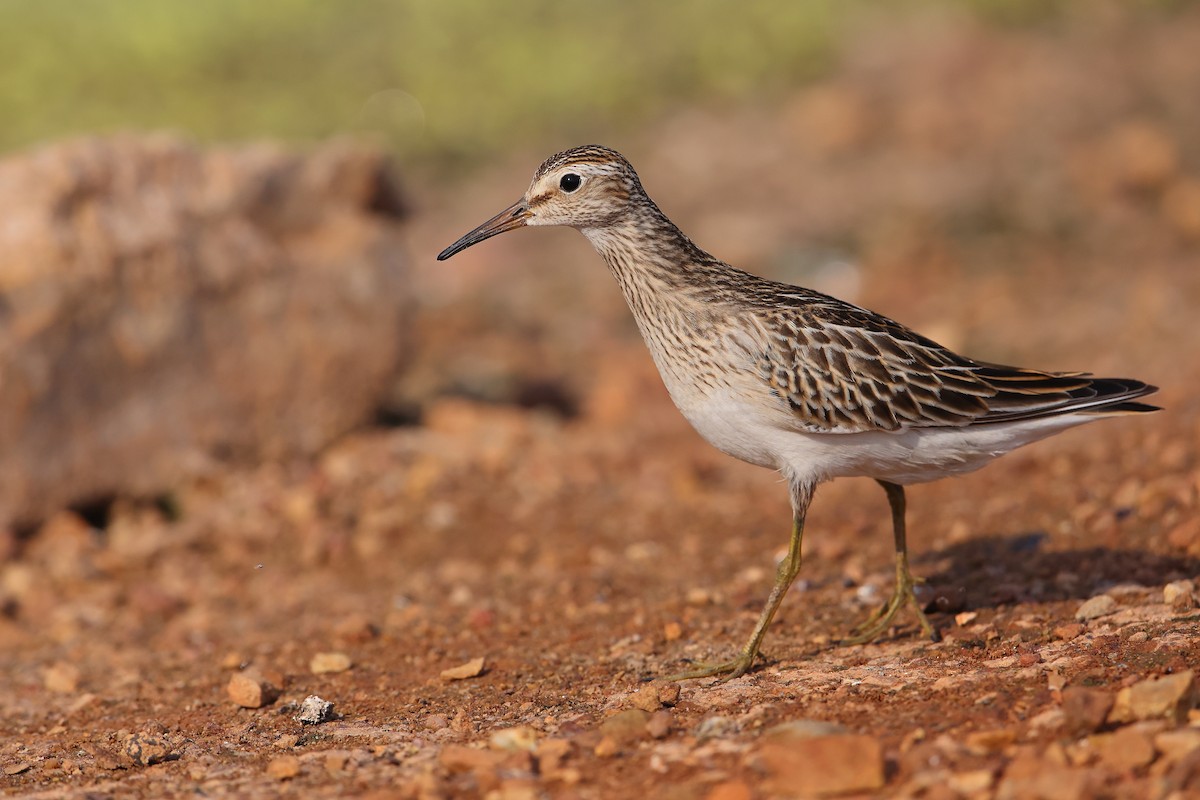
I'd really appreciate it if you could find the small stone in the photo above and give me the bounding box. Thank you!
[1076,595,1117,621]
[763,720,850,740]
[965,728,1016,755]
[1063,687,1115,736]
[593,737,619,758]
[656,682,681,707]
[630,683,664,713]
[997,755,1092,800]
[266,755,301,780]
[3,762,31,776]
[310,652,353,674]
[43,662,81,694]
[599,709,650,745]
[1155,729,1200,763]
[123,732,177,766]
[646,710,672,740]
[1089,728,1156,772]
[440,744,506,774]
[1054,623,1085,641]
[489,726,538,753]
[663,621,683,641]
[295,695,335,725]
[755,732,885,797]
[219,652,245,670]
[705,780,753,800]
[323,751,351,773]
[274,734,299,749]
[1110,671,1196,724]
[334,614,379,643]
[424,714,450,731]
[948,770,995,794]
[227,671,280,709]
[440,657,486,681]
[1164,580,1196,611]
[954,611,978,627]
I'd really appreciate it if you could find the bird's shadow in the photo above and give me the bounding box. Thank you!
[916,531,1200,613]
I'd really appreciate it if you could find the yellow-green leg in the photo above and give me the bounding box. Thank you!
[669,484,812,681]
[842,480,939,645]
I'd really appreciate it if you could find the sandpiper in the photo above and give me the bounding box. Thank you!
[437,145,1159,680]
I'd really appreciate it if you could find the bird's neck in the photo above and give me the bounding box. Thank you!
[580,200,715,299]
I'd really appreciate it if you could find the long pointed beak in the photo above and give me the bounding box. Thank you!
[436,199,531,261]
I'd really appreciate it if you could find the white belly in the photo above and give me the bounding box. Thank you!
[664,384,1099,487]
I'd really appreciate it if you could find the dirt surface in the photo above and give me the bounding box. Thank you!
[4,8,1200,799]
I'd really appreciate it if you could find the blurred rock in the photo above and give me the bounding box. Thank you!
[1075,594,1117,621]
[0,134,409,527]
[1109,671,1196,724]
[753,731,885,797]
[1062,686,1113,736]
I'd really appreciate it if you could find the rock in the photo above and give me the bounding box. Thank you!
[997,763,1094,800]
[1088,728,1156,772]
[1054,623,1085,641]
[630,683,663,713]
[948,770,995,794]
[964,728,1016,755]
[123,732,177,766]
[226,671,280,709]
[43,661,81,694]
[534,739,572,774]
[266,755,301,780]
[663,621,683,641]
[0,134,409,528]
[1164,580,1196,611]
[754,732,885,797]
[1155,729,1200,763]
[440,657,486,681]
[1075,595,1117,621]
[1062,686,1114,736]
[646,710,672,740]
[489,727,538,753]
[656,682,681,707]
[310,652,353,674]
[3,762,32,776]
[440,744,506,774]
[333,615,380,643]
[1109,671,1196,724]
[295,695,335,725]
[763,720,850,740]
[599,709,651,745]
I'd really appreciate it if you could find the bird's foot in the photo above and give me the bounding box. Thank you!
[666,651,757,682]
[841,570,939,646]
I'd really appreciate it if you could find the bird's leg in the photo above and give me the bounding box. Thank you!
[842,481,940,645]
[669,484,812,681]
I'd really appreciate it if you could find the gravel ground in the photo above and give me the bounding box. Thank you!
[4,8,1200,799]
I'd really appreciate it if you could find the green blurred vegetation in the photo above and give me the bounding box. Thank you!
[0,0,1189,166]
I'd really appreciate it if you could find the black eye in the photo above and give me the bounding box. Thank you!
[559,173,581,192]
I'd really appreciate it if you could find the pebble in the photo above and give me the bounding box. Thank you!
[1164,580,1196,611]
[295,695,335,725]
[439,744,506,774]
[535,739,572,774]
[663,621,683,641]
[754,731,885,797]
[694,715,737,741]
[1154,729,1200,762]
[123,732,177,766]
[266,755,301,780]
[1109,670,1196,724]
[1062,686,1114,736]
[646,710,672,740]
[629,683,664,713]
[333,614,379,643]
[310,652,353,674]
[1054,623,1085,641]
[599,709,651,745]
[489,726,538,752]
[1088,728,1157,772]
[43,662,81,694]
[227,671,280,709]
[440,656,487,681]
[1075,595,1117,621]
[3,762,31,776]
[763,720,850,740]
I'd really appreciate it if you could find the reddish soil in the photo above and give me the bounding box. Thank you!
[4,9,1200,799]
